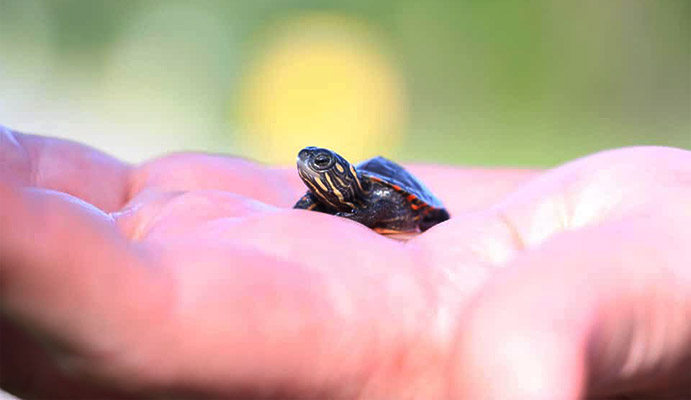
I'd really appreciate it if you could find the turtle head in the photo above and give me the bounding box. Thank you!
[296,146,369,211]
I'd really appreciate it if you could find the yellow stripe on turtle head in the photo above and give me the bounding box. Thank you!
[315,176,329,192]
[349,164,365,193]
[324,172,355,209]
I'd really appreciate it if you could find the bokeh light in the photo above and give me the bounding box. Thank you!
[236,13,405,164]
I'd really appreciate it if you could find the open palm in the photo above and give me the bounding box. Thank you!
[1,126,689,399]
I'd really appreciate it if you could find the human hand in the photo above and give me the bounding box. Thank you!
[1,126,689,399]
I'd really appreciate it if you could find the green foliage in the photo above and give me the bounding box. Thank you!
[0,0,688,165]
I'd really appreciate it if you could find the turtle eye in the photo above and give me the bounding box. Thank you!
[313,154,332,170]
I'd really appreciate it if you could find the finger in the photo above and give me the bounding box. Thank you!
[0,126,132,212]
[2,126,539,212]
[113,189,278,241]
[0,181,172,388]
[415,146,691,271]
[450,215,691,399]
[0,127,31,186]
[130,153,302,207]
[494,146,691,247]
[131,150,540,210]
[406,165,538,214]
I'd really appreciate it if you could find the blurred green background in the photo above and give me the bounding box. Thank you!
[1,0,689,166]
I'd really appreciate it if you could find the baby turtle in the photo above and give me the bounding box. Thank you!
[294,146,450,233]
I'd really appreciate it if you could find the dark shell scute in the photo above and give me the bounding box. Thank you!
[356,156,445,209]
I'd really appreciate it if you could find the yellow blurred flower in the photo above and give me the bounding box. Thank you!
[236,13,406,164]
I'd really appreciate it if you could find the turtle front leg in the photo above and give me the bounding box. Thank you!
[293,192,331,213]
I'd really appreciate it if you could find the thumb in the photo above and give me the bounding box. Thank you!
[0,181,171,383]
[449,216,691,399]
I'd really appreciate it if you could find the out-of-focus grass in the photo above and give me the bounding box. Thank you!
[0,0,688,166]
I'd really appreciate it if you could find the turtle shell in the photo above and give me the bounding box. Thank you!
[356,156,445,210]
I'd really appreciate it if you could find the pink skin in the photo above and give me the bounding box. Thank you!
[0,126,689,399]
